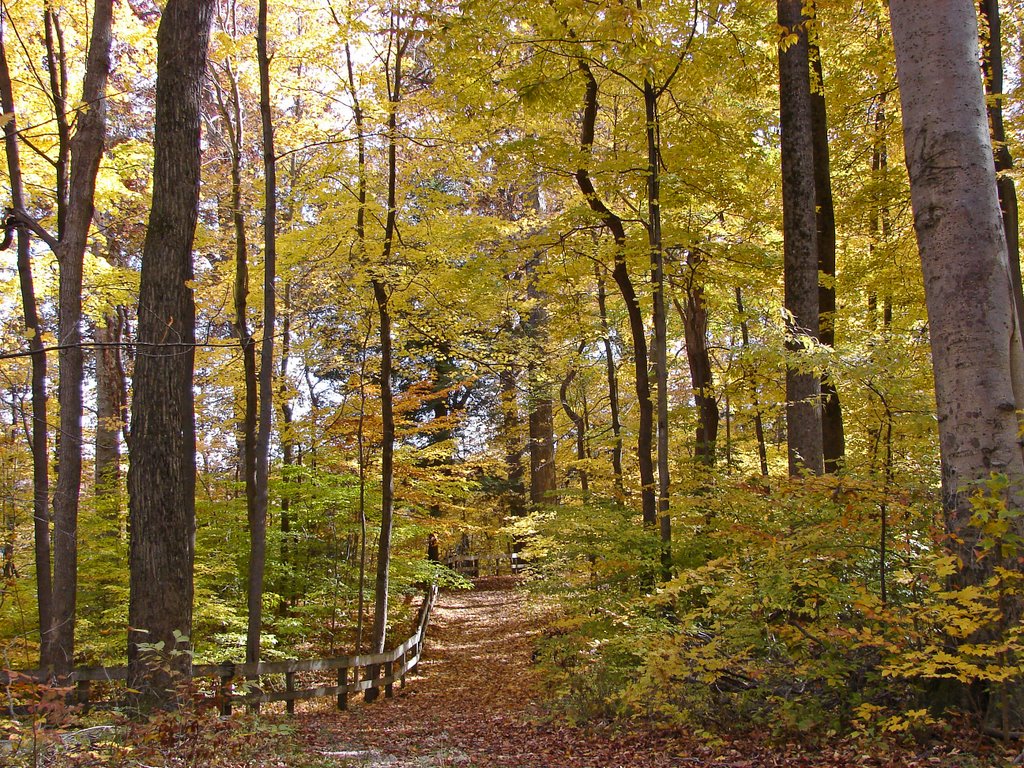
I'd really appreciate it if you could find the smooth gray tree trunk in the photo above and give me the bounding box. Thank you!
[891,0,1024,543]
[891,0,1024,731]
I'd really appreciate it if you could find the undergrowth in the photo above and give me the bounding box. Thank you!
[518,473,1024,745]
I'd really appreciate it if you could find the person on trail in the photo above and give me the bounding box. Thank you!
[427,533,440,563]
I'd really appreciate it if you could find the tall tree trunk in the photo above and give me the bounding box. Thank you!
[354,314,372,651]
[644,80,671,572]
[0,34,52,663]
[523,175,557,508]
[212,55,261,666]
[869,92,893,331]
[343,33,371,653]
[980,0,1024,341]
[249,0,277,667]
[276,81,299,618]
[368,277,395,698]
[595,268,624,496]
[809,37,845,473]
[575,58,656,525]
[278,282,294,616]
[44,0,113,673]
[277,75,302,616]
[367,15,408,700]
[777,0,824,475]
[127,0,214,705]
[890,0,1024,729]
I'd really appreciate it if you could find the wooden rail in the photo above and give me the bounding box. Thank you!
[445,552,524,578]
[2,584,438,715]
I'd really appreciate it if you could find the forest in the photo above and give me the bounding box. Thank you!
[3,0,1024,761]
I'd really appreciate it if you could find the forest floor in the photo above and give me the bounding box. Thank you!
[9,577,1012,766]
[287,578,1009,768]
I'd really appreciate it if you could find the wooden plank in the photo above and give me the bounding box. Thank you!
[234,668,408,705]
[194,657,354,677]
[396,651,421,677]
[0,666,131,684]
[345,647,405,667]
[392,632,421,657]
[237,685,345,705]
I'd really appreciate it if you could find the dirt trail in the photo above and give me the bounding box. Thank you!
[298,579,692,768]
[293,581,981,768]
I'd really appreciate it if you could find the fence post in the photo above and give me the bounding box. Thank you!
[364,664,380,702]
[384,660,394,698]
[285,667,296,715]
[337,665,348,711]
[75,677,91,712]
[219,662,235,717]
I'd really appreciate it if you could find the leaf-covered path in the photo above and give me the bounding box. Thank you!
[298,578,695,767]
[294,579,997,768]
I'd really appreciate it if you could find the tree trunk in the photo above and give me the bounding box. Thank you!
[40,0,112,673]
[248,0,277,668]
[736,288,769,477]
[367,17,408,700]
[343,34,371,652]
[43,9,69,239]
[0,34,52,663]
[809,38,845,473]
[676,253,718,466]
[890,0,1024,729]
[980,0,1024,343]
[368,278,395,699]
[527,282,557,507]
[559,365,588,495]
[644,80,671,572]
[95,308,124,514]
[278,282,294,616]
[94,216,127,510]
[528,395,556,505]
[595,268,624,495]
[575,58,656,524]
[777,0,824,476]
[127,0,214,705]
[277,75,302,616]
[500,364,527,522]
[212,56,262,667]
[868,92,893,330]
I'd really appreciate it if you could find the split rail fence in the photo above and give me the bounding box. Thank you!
[2,583,438,715]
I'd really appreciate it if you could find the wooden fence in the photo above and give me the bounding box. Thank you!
[444,552,524,578]
[2,583,438,716]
